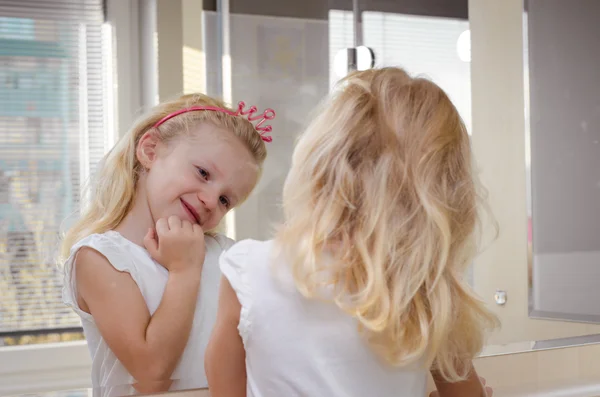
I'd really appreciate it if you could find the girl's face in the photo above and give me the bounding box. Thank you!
[137,123,260,231]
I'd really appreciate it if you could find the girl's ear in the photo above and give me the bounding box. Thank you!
[136,130,160,169]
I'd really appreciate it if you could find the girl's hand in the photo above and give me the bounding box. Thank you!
[133,380,173,393]
[429,377,493,396]
[144,215,205,274]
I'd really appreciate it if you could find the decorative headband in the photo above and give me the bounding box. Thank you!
[153,101,276,142]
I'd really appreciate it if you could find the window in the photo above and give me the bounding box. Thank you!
[328,10,472,133]
[0,0,114,346]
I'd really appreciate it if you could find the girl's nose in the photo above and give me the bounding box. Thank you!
[198,189,219,212]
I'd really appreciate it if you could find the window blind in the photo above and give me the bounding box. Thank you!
[0,0,113,341]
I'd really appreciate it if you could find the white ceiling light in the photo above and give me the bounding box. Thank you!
[457,29,471,63]
[333,48,349,78]
[334,46,376,78]
[356,46,376,70]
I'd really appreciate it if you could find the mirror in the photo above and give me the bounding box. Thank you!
[1,1,476,395]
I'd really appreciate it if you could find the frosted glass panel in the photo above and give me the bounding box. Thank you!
[204,12,343,240]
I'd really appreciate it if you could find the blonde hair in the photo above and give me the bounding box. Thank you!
[61,93,267,261]
[277,67,498,381]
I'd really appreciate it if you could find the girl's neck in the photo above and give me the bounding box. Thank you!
[114,188,154,247]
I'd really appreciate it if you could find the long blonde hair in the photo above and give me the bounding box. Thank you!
[61,93,267,261]
[277,67,498,381]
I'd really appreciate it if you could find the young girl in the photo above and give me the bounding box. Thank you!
[205,67,498,397]
[60,93,274,396]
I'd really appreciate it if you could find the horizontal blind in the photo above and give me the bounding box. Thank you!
[0,1,103,23]
[0,0,111,337]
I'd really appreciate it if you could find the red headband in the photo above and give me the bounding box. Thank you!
[153,101,275,142]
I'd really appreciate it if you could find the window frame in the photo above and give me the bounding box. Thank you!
[0,341,91,394]
[0,0,147,394]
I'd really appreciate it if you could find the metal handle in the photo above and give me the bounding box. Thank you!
[494,290,507,305]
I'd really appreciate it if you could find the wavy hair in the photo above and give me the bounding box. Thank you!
[60,93,267,261]
[276,67,498,381]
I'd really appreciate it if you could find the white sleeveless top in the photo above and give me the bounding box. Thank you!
[63,230,233,396]
[219,239,428,397]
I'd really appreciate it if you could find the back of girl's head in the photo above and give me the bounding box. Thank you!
[278,67,498,381]
[60,93,267,261]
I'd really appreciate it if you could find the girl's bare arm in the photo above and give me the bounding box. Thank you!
[205,276,247,397]
[430,365,492,397]
[76,217,206,386]
[76,247,201,384]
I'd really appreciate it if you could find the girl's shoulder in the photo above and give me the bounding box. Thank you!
[70,230,134,253]
[62,231,147,320]
[219,238,275,271]
[229,238,273,254]
[216,239,276,346]
[64,230,147,275]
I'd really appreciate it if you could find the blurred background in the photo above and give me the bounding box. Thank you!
[2,1,600,396]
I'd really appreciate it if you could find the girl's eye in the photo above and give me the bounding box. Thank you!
[219,196,230,208]
[197,168,209,179]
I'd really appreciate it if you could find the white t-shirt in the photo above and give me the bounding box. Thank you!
[219,239,428,397]
[63,230,233,397]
